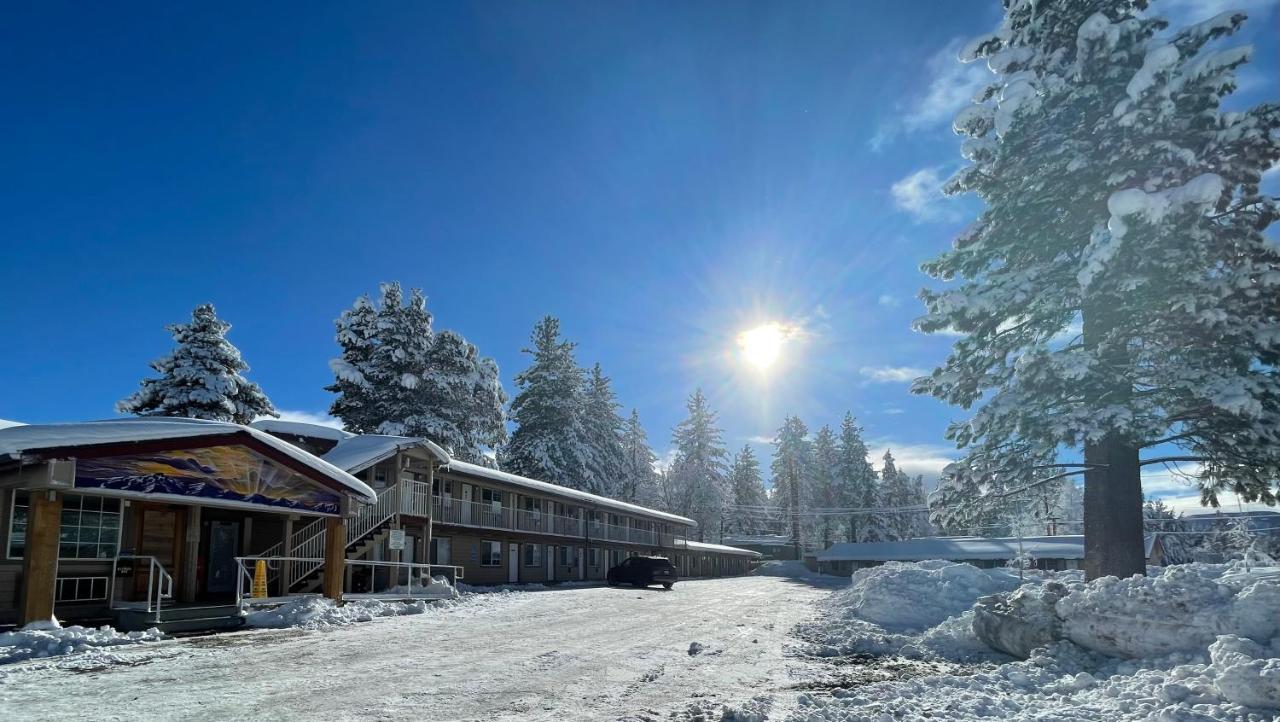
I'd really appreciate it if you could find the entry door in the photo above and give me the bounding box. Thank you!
[206,521,240,595]
[134,505,184,599]
[508,543,519,583]
[578,547,585,581]
[461,484,473,525]
[546,546,555,581]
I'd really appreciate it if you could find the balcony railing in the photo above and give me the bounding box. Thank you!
[430,495,669,546]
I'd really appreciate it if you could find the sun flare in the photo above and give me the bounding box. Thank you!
[737,323,788,371]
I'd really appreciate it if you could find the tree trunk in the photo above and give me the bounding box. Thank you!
[1083,432,1145,580]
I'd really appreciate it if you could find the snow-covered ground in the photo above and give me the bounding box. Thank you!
[0,574,833,721]
[2,563,1275,721]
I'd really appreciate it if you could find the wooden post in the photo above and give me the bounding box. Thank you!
[20,490,63,625]
[322,516,345,602]
[181,506,201,602]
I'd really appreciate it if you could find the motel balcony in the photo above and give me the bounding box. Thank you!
[430,495,676,548]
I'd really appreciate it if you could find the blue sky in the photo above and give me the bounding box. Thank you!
[1,0,1276,510]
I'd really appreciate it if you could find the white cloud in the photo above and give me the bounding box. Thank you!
[877,294,901,308]
[882,407,905,415]
[872,38,991,149]
[866,439,959,487]
[859,365,928,383]
[745,434,775,445]
[261,410,346,430]
[891,167,961,223]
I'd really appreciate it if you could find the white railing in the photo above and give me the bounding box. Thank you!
[400,479,432,517]
[109,554,174,619]
[235,555,323,606]
[344,559,465,598]
[286,484,400,588]
[432,496,511,529]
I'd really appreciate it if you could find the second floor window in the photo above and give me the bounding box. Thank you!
[481,488,502,510]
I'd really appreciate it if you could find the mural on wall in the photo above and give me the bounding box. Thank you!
[75,445,341,514]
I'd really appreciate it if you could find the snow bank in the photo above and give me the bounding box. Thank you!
[245,597,430,629]
[1208,635,1280,710]
[0,620,163,666]
[972,581,1068,659]
[843,560,1024,631]
[1057,563,1280,658]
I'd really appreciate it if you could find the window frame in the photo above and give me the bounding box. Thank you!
[7,491,124,561]
[523,543,542,567]
[480,540,502,567]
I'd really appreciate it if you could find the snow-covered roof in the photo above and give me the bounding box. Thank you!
[678,540,762,557]
[0,418,376,503]
[722,534,793,546]
[817,535,1090,562]
[0,419,25,430]
[250,419,354,442]
[441,459,698,528]
[321,434,451,474]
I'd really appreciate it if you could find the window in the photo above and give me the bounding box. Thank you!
[559,545,575,566]
[480,540,502,567]
[589,548,600,567]
[429,537,451,565]
[523,543,542,567]
[56,576,108,602]
[8,492,122,560]
[481,488,502,510]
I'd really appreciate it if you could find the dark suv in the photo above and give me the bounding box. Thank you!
[607,556,678,589]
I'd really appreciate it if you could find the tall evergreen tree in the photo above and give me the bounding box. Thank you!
[771,415,811,556]
[503,317,592,489]
[326,294,380,431]
[835,413,882,542]
[913,2,1280,578]
[810,425,840,548]
[619,409,660,505]
[327,284,506,463]
[581,363,628,496]
[118,304,276,425]
[728,445,768,534]
[665,389,729,540]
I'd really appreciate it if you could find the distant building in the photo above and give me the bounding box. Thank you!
[721,534,797,560]
[815,535,1164,575]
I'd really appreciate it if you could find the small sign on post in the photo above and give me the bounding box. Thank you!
[388,529,406,551]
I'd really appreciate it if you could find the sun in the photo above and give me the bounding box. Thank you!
[737,323,788,371]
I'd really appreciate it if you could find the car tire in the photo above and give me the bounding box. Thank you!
[607,576,618,586]
[662,583,673,590]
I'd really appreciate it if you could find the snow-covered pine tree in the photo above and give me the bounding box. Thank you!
[117,304,277,425]
[909,474,932,537]
[1143,498,1194,564]
[878,451,924,541]
[370,284,434,434]
[835,413,883,542]
[503,316,592,490]
[913,2,1280,578]
[810,425,841,548]
[772,415,811,556]
[581,363,627,496]
[728,445,768,534]
[619,409,660,505]
[665,389,730,540]
[406,329,508,466]
[326,294,380,432]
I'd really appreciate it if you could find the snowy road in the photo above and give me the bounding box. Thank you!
[0,575,835,721]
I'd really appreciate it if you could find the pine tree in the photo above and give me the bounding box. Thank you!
[727,445,767,534]
[503,317,592,489]
[326,294,380,432]
[408,330,508,466]
[810,425,840,548]
[835,413,882,542]
[771,415,811,556]
[913,3,1280,578]
[878,451,915,540]
[581,363,627,496]
[619,409,660,505]
[118,304,277,425]
[665,389,729,540]
[327,285,507,461]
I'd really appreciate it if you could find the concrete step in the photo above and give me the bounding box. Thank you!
[115,604,245,633]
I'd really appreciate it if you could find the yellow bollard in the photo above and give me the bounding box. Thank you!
[252,559,269,598]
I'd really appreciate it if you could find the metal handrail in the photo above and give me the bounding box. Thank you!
[285,483,402,589]
[235,555,324,605]
[344,559,465,598]
[109,553,175,620]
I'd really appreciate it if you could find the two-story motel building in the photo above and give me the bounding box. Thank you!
[0,418,759,630]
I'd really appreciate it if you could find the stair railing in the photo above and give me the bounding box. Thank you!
[284,484,402,590]
[108,553,175,621]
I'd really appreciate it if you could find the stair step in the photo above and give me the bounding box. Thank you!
[115,604,245,632]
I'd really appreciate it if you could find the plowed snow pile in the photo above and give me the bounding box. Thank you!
[0,619,163,666]
[792,561,1280,721]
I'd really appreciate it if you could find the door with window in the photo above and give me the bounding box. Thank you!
[507,543,519,583]
[205,520,240,596]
